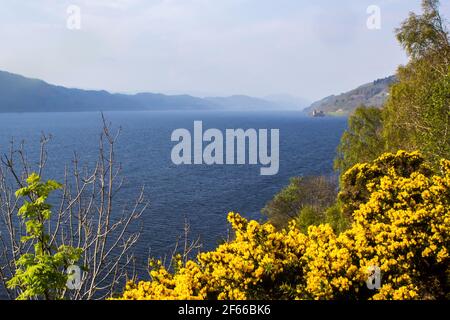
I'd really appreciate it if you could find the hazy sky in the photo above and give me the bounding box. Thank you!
[0,0,449,101]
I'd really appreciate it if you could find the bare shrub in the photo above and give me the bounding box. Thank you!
[0,115,147,300]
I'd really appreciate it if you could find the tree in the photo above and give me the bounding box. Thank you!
[294,204,350,234]
[383,0,450,163]
[334,106,385,175]
[396,0,450,61]
[262,176,338,228]
[6,173,82,300]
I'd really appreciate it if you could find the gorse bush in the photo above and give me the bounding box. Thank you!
[338,150,432,217]
[118,151,450,300]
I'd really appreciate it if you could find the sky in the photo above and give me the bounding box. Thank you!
[0,0,449,101]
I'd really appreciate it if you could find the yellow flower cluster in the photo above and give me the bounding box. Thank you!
[118,151,450,300]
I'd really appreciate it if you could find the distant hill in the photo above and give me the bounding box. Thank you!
[264,94,310,110]
[0,70,294,113]
[131,93,212,110]
[0,71,143,112]
[205,95,279,110]
[304,76,397,115]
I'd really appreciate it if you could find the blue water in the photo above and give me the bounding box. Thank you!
[0,110,346,294]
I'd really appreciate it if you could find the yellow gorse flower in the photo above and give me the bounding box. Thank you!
[116,152,450,300]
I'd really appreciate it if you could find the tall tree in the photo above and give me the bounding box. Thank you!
[334,106,385,175]
[383,0,450,163]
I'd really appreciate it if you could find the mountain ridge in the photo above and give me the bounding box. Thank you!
[304,75,397,115]
[0,70,298,113]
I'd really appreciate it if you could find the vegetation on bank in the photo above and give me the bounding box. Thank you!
[119,151,449,300]
[117,0,450,300]
[335,0,450,174]
[304,76,396,116]
[1,0,449,300]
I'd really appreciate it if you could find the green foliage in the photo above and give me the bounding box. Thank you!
[383,60,450,162]
[395,0,450,60]
[383,0,450,164]
[294,206,324,233]
[323,204,350,234]
[294,204,350,234]
[7,173,82,300]
[261,177,303,227]
[263,175,350,233]
[262,176,337,228]
[336,0,450,176]
[334,106,385,174]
